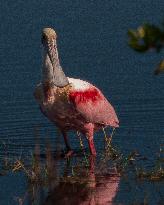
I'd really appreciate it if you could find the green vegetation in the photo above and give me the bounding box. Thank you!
[128,22,164,74]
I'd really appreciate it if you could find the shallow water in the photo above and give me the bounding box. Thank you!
[0,0,164,204]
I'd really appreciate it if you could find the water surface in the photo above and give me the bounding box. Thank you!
[0,1,164,204]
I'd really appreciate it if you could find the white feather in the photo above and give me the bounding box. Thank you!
[68,77,91,91]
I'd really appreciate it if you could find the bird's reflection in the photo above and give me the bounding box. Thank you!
[41,156,120,205]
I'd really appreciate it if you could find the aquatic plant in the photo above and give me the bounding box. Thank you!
[128,22,164,74]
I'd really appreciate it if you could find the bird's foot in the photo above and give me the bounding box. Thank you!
[64,150,74,158]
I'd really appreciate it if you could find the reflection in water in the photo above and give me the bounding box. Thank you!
[21,142,120,205]
[44,157,119,205]
[40,156,120,205]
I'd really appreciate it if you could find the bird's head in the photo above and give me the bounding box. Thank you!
[42,28,57,43]
[41,28,58,66]
[41,27,69,88]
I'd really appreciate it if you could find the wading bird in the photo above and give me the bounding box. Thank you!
[34,28,119,156]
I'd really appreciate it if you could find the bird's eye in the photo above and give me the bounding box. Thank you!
[41,35,46,43]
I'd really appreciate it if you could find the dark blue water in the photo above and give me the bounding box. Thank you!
[0,1,164,204]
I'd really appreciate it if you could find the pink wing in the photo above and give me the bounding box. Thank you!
[69,86,119,127]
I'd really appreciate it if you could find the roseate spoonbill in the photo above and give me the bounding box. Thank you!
[34,28,119,156]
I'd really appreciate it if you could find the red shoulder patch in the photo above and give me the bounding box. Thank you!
[69,88,101,105]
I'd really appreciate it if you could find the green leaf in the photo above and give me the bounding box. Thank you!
[154,59,164,75]
[128,23,164,53]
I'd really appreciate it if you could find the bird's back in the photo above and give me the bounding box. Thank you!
[68,78,119,128]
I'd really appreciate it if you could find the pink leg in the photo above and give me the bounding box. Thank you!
[88,138,96,156]
[61,131,74,158]
[85,123,96,156]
